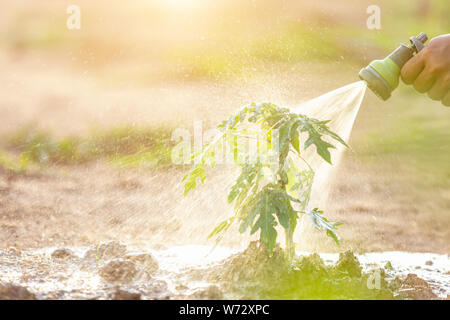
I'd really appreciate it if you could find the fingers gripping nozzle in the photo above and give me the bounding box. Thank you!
[359,33,428,100]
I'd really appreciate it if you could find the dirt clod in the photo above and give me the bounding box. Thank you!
[0,283,36,300]
[99,259,137,282]
[213,241,288,284]
[189,285,223,300]
[399,273,438,300]
[425,260,433,266]
[296,253,328,276]
[98,241,127,260]
[6,247,21,257]
[84,241,127,261]
[334,251,362,278]
[112,288,141,300]
[389,275,403,292]
[51,248,74,260]
[125,252,159,274]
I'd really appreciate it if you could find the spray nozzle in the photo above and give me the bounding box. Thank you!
[359,33,428,100]
[409,32,428,53]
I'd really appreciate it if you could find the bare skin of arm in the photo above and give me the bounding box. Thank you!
[401,34,450,107]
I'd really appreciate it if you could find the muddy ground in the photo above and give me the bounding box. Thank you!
[0,241,448,300]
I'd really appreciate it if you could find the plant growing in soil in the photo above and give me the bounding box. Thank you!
[182,102,346,256]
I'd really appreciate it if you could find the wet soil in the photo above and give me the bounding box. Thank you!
[0,241,448,300]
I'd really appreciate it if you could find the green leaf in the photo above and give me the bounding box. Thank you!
[240,186,297,253]
[326,229,340,246]
[239,202,259,233]
[208,218,234,239]
[288,169,314,210]
[183,180,197,197]
[304,131,335,164]
[306,208,342,246]
[273,197,291,230]
[250,193,278,254]
[228,163,263,218]
[227,163,259,203]
[297,115,348,164]
[318,123,349,148]
[291,131,300,154]
[182,165,206,196]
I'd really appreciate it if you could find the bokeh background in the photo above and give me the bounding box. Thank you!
[0,0,448,253]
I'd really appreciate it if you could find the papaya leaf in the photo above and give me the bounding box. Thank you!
[306,208,342,246]
[317,121,349,148]
[250,193,278,254]
[228,162,261,203]
[239,199,259,233]
[208,218,234,239]
[182,164,206,196]
[304,131,335,164]
[291,131,300,154]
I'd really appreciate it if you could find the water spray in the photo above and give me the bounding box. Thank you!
[359,33,428,100]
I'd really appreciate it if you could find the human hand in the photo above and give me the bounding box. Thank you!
[401,34,450,106]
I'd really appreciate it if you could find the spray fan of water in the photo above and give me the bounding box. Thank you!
[291,80,367,207]
[287,81,368,247]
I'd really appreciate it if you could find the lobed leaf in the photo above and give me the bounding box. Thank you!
[306,208,342,246]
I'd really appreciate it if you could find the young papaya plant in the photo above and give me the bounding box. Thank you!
[182,102,346,257]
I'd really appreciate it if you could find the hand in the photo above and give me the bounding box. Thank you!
[401,34,450,107]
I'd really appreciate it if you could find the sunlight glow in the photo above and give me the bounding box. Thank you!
[158,0,204,10]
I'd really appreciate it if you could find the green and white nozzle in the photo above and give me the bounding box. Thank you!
[359,32,428,100]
